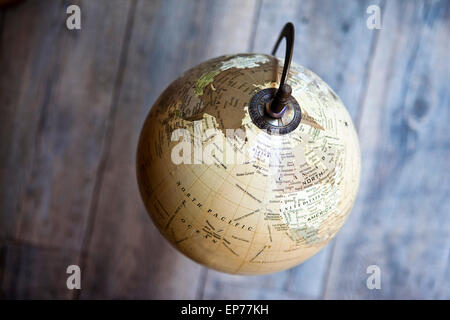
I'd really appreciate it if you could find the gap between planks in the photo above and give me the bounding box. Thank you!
[320,0,387,299]
[72,0,138,300]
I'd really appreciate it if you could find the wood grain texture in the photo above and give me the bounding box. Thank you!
[324,0,450,299]
[78,0,259,299]
[0,0,131,298]
[202,0,382,299]
[0,0,131,246]
[1,242,78,299]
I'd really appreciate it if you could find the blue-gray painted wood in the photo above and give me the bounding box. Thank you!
[0,0,131,298]
[78,0,259,299]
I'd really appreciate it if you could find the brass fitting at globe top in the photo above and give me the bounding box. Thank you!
[248,22,301,135]
[265,83,292,118]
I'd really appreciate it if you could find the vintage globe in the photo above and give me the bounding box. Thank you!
[137,49,360,275]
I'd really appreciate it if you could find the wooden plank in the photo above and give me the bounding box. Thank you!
[0,0,63,243]
[0,243,5,299]
[0,0,130,247]
[2,0,446,300]
[203,277,310,299]
[202,0,382,299]
[324,0,450,299]
[1,241,78,299]
[0,0,131,298]
[79,0,259,299]
[202,249,330,299]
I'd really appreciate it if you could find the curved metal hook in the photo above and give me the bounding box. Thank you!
[267,22,295,118]
[271,22,294,91]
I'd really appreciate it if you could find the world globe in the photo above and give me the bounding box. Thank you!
[137,24,360,275]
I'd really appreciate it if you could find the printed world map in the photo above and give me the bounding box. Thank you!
[137,54,360,274]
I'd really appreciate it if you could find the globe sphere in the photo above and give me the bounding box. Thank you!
[137,54,360,275]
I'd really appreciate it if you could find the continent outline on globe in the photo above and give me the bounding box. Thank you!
[136,53,361,275]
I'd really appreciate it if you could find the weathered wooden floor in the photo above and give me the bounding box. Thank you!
[0,0,449,299]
